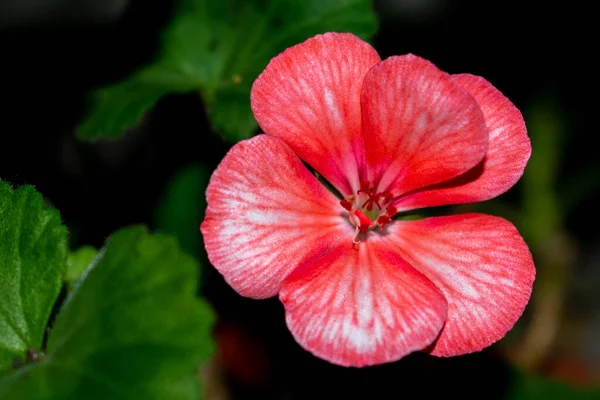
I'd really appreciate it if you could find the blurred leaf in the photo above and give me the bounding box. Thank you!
[521,96,565,243]
[507,368,599,400]
[210,87,261,143]
[75,82,170,140]
[65,246,98,287]
[76,0,377,142]
[0,226,215,399]
[0,181,67,371]
[155,164,208,259]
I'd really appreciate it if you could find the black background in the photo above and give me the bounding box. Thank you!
[0,0,595,398]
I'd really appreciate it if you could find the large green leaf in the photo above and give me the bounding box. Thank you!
[0,181,67,372]
[76,0,377,142]
[0,227,215,399]
[154,164,208,259]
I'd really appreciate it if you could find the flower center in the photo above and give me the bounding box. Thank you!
[340,180,397,246]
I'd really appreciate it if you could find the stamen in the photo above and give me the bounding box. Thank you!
[386,205,398,217]
[353,209,374,232]
[340,199,353,211]
[377,215,391,229]
[379,191,393,203]
[340,180,397,246]
[357,180,373,195]
[351,219,363,250]
[352,226,361,247]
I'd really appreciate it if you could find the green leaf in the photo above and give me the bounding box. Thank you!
[196,0,379,141]
[75,82,168,140]
[0,181,68,372]
[155,164,208,259]
[507,368,600,400]
[0,226,215,399]
[210,87,262,143]
[65,246,98,286]
[76,0,377,142]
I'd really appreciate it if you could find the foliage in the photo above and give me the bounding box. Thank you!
[76,0,377,142]
[0,182,214,399]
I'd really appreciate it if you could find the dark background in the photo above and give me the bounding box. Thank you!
[0,0,596,398]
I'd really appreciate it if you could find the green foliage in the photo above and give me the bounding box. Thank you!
[75,81,172,140]
[155,164,209,259]
[65,246,98,287]
[0,181,68,372]
[76,0,377,142]
[0,226,215,399]
[521,96,564,243]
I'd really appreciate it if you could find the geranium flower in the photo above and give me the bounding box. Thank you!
[201,33,535,367]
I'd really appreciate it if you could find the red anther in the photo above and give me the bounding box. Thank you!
[379,191,393,203]
[340,199,353,211]
[377,215,391,229]
[358,180,373,194]
[386,205,398,217]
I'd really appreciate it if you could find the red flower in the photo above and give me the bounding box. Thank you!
[201,33,535,367]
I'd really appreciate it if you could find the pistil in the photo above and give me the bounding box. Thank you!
[340,180,397,246]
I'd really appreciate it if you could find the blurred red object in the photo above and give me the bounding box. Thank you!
[214,320,271,386]
[545,355,594,387]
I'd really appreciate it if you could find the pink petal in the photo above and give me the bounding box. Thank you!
[395,74,531,211]
[251,33,381,196]
[201,135,348,299]
[361,55,489,197]
[280,239,447,367]
[382,214,535,356]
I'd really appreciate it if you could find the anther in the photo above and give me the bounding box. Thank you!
[340,199,353,211]
[377,215,391,229]
[357,180,374,195]
[379,191,393,203]
[386,205,398,217]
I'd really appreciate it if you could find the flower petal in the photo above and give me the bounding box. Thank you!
[201,135,348,299]
[280,239,447,367]
[251,33,381,196]
[361,55,488,196]
[395,74,531,211]
[382,214,535,356]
